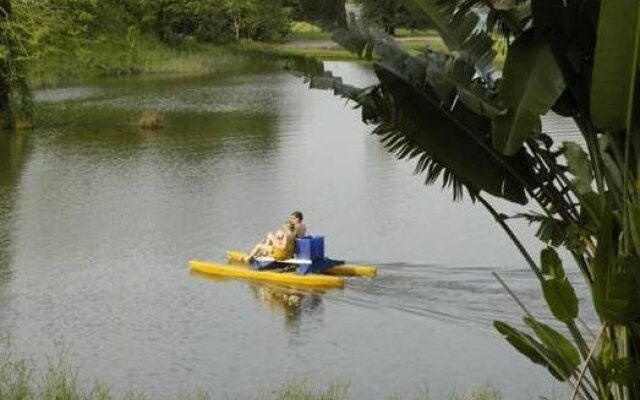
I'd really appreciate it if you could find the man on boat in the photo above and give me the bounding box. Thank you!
[262,211,306,245]
[289,211,306,239]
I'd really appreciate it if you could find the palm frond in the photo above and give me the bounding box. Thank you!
[287,34,535,204]
[370,94,474,201]
[372,61,533,204]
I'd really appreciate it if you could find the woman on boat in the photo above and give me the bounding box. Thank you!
[263,211,306,244]
[245,221,296,262]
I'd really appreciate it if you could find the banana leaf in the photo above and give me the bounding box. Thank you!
[404,0,497,76]
[562,141,594,195]
[591,0,640,131]
[492,30,565,156]
[592,204,640,323]
[374,61,533,204]
[523,316,581,372]
[494,321,574,381]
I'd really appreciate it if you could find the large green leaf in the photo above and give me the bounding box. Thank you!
[403,0,466,49]
[301,28,532,203]
[542,277,579,323]
[540,247,564,279]
[494,321,572,381]
[608,359,640,384]
[531,0,596,120]
[598,136,624,198]
[434,59,505,119]
[594,255,640,324]
[591,0,640,131]
[591,204,640,323]
[540,245,578,323]
[562,142,593,195]
[523,316,581,372]
[631,205,640,254]
[403,0,496,74]
[492,30,566,156]
[331,29,369,58]
[374,62,533,204]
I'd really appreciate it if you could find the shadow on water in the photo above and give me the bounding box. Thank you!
[189,269,324,328]
[248,283,324,328]
[0,131,33,284]
[32,72,285,163]
[27,72,286,204]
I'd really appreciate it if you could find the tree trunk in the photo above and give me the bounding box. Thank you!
[334,0,347,28]
[385,25,396,36]
[299,0,347,30]
[0,0,12,129]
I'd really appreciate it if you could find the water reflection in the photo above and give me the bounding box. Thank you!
[190,269,324,327]
[0,131,32,280]
[248,282,324,327]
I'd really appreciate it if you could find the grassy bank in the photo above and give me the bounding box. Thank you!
[27,22,465,89]
[0,344,503,400]
[29,36,280,88]
[240,34,449,62]
[28,27,453,88]
[240,40,361,61]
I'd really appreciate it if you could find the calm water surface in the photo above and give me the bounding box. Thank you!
[0,62,586,399]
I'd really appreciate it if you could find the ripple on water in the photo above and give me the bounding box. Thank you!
[0,64,577,400]
[34,86,105,103]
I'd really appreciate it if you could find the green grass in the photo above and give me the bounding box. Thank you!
[28,34,358,88]
[289,21,333,40]
[396,36,448,54]
[25,27,502,88]
[25,19,509,88]
[241,41,360,61]
[28,36,276,88]
[394,28,440,38]
[0,342,507,400]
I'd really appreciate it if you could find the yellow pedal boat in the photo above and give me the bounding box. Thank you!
[188,251,377,289]
[225,251,377,278]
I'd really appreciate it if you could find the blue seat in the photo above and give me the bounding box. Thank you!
[294,235,324,260]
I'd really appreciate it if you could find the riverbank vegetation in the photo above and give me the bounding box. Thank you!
[0,344,502,400]
[0,0,449,129]
[0,0,353,128]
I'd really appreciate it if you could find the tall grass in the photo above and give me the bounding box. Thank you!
[28,36,275,88]
[26,28,456,88]
[288,21,333,40]
[0,343,505,400]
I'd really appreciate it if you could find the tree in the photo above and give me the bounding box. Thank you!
[225,0,290,41]
[0,0,29,129]
[136,0,290,43]
[358,0,430,35]
[0,0,12,128]
[291,0,347,30]
[289,0,640,398]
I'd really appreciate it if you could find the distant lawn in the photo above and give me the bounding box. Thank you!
[397,35,448,54]
[289,21,333,40]
[394,28,440,38]
[242,40,360,61]
[28,36,278,88]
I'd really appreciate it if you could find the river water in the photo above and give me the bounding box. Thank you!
[0,61,586,399]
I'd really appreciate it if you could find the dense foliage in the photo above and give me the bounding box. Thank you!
[0,0,322,128]
[135,0,291,43]
[289,0,347,30]
[357,0,431,35]
[290,0,640,398]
